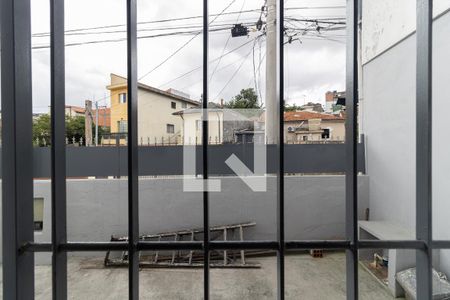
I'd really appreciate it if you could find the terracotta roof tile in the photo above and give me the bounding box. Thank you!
[284,111,345,122]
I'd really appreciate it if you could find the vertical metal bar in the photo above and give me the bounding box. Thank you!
[1,0,35,298]
[276,0,285,298]
[154,236,161,263]
[223,229,227,266]
[127,0,139,298]
[50,0,67,298]
[345,0,359,299]
[189,231,194,265]
[202,0,210,298]
[171,233,178,264]
[416,0,433,299]
[239,225,245,265]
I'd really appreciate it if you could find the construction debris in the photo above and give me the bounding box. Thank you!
[104,222,262,268]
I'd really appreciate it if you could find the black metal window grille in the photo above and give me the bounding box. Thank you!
[1,0,446,299]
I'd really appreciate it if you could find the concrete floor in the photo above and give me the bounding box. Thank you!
[1,252,400,299]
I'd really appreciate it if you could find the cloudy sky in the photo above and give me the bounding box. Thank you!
[28,0,346,112]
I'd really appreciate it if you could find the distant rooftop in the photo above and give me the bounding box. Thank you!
[284,111,345,122]
[107,73,201,106]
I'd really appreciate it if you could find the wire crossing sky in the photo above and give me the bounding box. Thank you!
[26,0,346,112]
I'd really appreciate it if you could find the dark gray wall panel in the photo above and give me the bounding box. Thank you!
[0,143,365,177]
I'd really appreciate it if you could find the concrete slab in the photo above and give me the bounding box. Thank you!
[0,252,400,299]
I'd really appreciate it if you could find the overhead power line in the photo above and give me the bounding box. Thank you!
[31,18,344,50]
[180,51,255,91]
[32,6,346,37]
[210,0,247,82]
[91,35,260,107]
[214,36,259,101]
[138,0,239,81]
[90,36,260,106]
[138,34,200,81]
[31,24,344,51]
[214,51,252,100]
[33,9,261,37]
[87,0,243,105]
[159,36,260,88]
[285,17,346,25]
[32,21,258,38]
[32,27,233,49]
[285,5,345,10]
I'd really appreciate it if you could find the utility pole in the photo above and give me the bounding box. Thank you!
[265,0,277,144]
[85,99,93,146]
[95,101,99,146]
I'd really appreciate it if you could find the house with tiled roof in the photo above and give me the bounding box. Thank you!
[107,73,200,144]
[284,111,345,142]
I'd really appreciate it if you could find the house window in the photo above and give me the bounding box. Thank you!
[322,128,330,139]
[166,124,175,134]
[302,136,308,141]
[182,102,187,108]
[171,101,176,109]
[118,120,128,133]
[34,197,44,231]
[119,93,127,104]
[196,120,202,131]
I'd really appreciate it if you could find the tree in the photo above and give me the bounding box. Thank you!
[224,88,260,109]
[32,113,110,146]
[66,115,86,144]
[33,114,51,146]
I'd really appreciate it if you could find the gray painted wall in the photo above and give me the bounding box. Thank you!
[0,175,369,264]
[362,10,450,275]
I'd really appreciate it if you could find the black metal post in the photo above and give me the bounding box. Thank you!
[276,0,285,299]
[202,0,210,298]
[345,0,359,299]
[127,0,139,298]
[416,0,433,299]
[50,0,68,298]
[1,0,34,298]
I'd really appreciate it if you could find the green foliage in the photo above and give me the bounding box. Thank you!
[65,115,86,144]
[32,114,51,146]
[33,113,110,146]
[332,104,344,112]
[224,88,260,109]
[284,103,304,112]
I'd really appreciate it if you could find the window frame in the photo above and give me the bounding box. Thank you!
[118,119,128,133]
[166,123,175,134]
[196,119,202,131]
[119,93,127,104]
[0,0,441,299]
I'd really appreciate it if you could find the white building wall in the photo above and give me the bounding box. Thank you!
[362,0,450,277]
[362,0,450,64]
[180,112,223,144]
[137,91,197,143]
